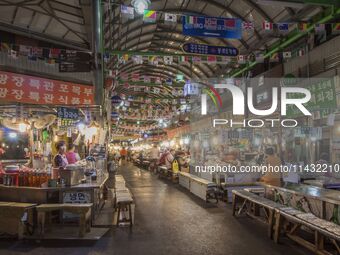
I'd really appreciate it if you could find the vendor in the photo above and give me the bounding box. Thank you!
[54,141,68,168]
[66,144,80,164]
[259,147,282,187]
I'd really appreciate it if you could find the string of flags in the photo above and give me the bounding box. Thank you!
[119,4,340,34]
[0,42,91,65]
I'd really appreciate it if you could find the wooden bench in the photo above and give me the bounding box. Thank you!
[232,190,286,238]
[116,193,133,227]
[274,207,340,255]
[0,202,36,239]
[36,203,93,237]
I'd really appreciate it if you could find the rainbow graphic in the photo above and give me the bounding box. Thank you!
[202,85,223,111]
[143,10,156,22]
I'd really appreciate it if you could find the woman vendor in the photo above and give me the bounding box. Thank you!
[259,147,282,186]
[54,141,68,168]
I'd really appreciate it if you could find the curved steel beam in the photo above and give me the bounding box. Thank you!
[119,62,198,79]
[112,30,218,74]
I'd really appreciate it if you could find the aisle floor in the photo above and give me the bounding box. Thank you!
[0,163,311,255]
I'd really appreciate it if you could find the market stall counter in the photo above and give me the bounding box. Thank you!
[0,173,108,220]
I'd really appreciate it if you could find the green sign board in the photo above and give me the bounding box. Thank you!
[287,78,336,118]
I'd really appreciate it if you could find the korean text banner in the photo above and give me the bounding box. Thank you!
[0,71,94,105]
[182,15,242,39]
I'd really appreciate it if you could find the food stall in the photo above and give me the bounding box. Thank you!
[0,71,110,239]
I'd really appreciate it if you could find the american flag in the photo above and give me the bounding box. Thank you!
[242,22,254,30]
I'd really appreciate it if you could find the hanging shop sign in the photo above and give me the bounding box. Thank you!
[182,16,242,39]
[111,95,122,105]
[111,112,119,119]
[59,50,91,62]
[59,62,91,72]
[0,70,94,105]
[182,43,238,56]
[294,127,322,140]
[57,107,79,120]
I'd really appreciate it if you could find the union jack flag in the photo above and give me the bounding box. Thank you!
[242,21,254,30]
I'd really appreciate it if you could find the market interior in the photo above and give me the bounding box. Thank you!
[0,0,340,255]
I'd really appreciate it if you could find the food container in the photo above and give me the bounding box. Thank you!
[59,164,85,186]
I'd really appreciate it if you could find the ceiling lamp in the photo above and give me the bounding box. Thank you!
[132,0,150,14]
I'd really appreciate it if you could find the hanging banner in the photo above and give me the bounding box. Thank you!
[0,70,94,105]
[182,15,242,39]
[182,43,238,56]
[59,50,91,62]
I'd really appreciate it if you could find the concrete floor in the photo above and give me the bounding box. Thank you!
[0,163,311,255]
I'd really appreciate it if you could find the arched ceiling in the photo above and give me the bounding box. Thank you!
[103,0,325,136]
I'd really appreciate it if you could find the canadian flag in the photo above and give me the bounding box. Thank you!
[262,21,273,30]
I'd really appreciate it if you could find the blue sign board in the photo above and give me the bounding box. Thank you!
[182,43,238,56]
[57,107,79,120]
[111,112,119,119]
[182,15,242,39]
[111,95,122,105]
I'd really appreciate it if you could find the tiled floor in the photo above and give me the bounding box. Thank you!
[0,163,311,255]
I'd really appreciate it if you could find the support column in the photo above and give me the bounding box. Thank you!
[92,0,103,105]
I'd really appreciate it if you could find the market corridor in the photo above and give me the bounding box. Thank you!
[0,163,310,255]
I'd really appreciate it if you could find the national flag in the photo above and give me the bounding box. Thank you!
[143,75,151,83]
[28,54,37,61]
[179,56,190,64]
[31,47,43,58]
[49,48,61,58]
[282,51,292,59]
[277,23,289,32]
[298,23,308,31]
[19,45,32,56]
[262,21,273,31]
[121,5,134,19]
[297,48,305,56]
[8,49,18,59]
[153,87,161,94]
[149,56,158,65]
[192,56,201,63]
[270,52,280,62]
[132,55,143,64]
[163,56,173,65]
[207,55,217,63]
[242,21,254,31]
[143,10,157,23]
[131,73,140,82]
[220,56,231,64]
[185,15,197,25]
[165,78,173,85]
[224,19,236,29]
[237,55,246,64]
[332,23,340,35]
[0,42,10,52]
[314,24,325,33]
[45,58,56,65]
[155,77,162,84]
[164,13,177,23]
[120,72,128,81]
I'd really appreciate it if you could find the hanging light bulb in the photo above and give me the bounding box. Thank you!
[132,0,150,14]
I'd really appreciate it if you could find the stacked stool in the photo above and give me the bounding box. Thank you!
[113,175,134,227]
